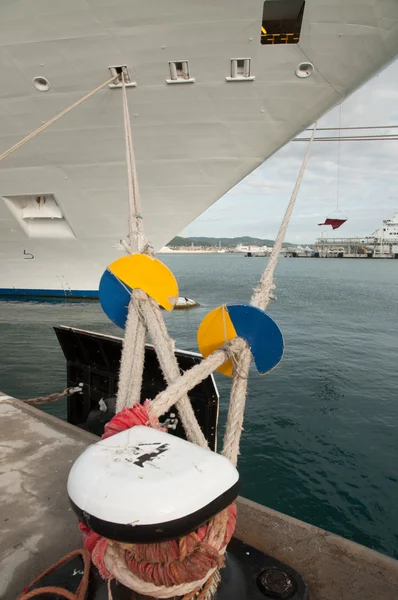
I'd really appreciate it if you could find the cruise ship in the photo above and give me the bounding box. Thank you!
[1,0,398,297]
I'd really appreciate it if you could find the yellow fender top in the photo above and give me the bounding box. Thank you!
[108,254,178,311]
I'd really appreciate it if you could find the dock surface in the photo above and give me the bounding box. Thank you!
[0,394,96,599]
[1,394,397,600]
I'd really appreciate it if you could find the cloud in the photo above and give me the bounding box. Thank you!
[182,60,398,243]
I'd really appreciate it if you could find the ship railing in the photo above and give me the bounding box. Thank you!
[315,237,377,244]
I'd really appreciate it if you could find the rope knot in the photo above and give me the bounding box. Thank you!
[224,342,250,380]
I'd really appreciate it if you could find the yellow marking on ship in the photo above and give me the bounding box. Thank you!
[262,30,299,45]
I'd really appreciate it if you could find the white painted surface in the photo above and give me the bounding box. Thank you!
[67,426,238,525]
[0,0,397,292]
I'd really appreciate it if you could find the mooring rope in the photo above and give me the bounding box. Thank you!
[222,122,318,464]
[148,123,319,466]
[120,76,147,254]
[115,74,208,449]
[0,77,116,164]
[92,110,318,597]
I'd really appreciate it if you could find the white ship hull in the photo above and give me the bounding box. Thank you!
[1,0,398,296]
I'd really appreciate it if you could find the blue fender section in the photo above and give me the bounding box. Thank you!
[226,304,284,375]
[99,269,131,329]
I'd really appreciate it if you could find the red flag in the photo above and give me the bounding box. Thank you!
[318,218,347,230]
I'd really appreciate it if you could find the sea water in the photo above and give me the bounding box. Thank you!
[1,255,397,557]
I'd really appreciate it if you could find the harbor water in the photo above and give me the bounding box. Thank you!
[0,254,397,558]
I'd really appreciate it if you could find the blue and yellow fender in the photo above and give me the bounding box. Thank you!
[99,254,178,329]
[197,304,284,376]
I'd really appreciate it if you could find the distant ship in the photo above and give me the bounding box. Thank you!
[369,212,398,243]
[234,243,271,255]
[1,1,398,297]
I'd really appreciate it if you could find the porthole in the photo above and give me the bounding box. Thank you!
[33,76,50,92]
[295,62,314,78]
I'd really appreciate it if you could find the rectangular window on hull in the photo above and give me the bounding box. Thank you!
[261,0,305,45]
[166,61,195,84]
[227,58,254,80]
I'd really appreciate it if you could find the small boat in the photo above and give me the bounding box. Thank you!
[174,296,200,309]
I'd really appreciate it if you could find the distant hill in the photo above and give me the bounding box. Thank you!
[168,236,295,248]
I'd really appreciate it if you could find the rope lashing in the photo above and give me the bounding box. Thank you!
[0,76,117,164]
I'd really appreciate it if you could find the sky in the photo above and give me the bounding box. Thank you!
[182,59,398,244]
